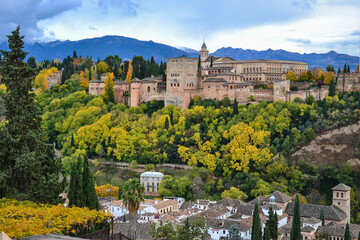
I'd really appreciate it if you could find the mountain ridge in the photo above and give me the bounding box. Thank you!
[0,35,358,70]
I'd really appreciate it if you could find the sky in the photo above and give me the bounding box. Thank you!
[0,0,359,56]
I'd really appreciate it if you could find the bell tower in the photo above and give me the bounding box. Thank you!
[199,41,209,64]
[332,183,351,222]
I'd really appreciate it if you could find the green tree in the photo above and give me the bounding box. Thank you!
[27,56,37,69]
[328,79,336,97]
[357,230,360,240]
[252,203,262,240]
[343,64,347,73]
[233,98,239,115]
[320,209,325,226]
[164,116,170,130]
[267,207,278,240]
[290,195,302,240]
[119,179,145,240]
[178,217,208,240]
[344,223,351,240]
[82,156,100,210]
[68,157,85,207]
[210,57,213,67]
[347,65,350,73]
[0,26,62,204]
[221,187,248,200]
[263,225,270,240]
[226,224,243,240]
[198,54,201,70]
[150,222,177,240]
[73,50,78,59]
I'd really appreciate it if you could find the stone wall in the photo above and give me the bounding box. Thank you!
[336,73,360,92]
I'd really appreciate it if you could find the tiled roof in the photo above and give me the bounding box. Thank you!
[218,198,246,207]
[261,203,283,210]
[89,80,102,83]
[302,226,315,233]
[303,217,322,225]
[197,200,210,205]
[316,224,360,239]
[196,205,229,218]
[206,214,267,232]
[153,199,178,210]
[114,81,129,85]
[110,200,126,207]
[285,203,347,221]
[332,183,351,191]
[179,200,194,210]
[203,78,227,82]
[263,191,293,203]
[201,42,207,49]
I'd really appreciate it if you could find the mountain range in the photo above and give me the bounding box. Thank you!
[0,35,358,70]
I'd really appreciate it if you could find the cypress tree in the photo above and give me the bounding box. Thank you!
[252,203,262,240]
[329,79,336,97]
[320,209,325,226]
[290,195,302,240]
[164,116,170,130]
[0,26,62,204]
[73,50,78,59]
[198,54,201,70]
[68,157,85,207]
[89,67,92,80]
[267,207,278,240]
[233,98,239,116]
[344,223,351,240]
[343,64,347,73]
[347,65,350,73]
[263,225,271,240]
[338,68,341,74]
[82,156,100,210]
[210,57,213,67]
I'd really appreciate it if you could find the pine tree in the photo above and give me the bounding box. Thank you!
[252,203,262,240]
[82,156,100,210]
[320,209,325,226]
[233,98,239,116]
[68,156,85,207]
[27,56,37,69]
[344,223,351,240]
[226,225,242,240]
[329,79,336,97]
[0,26,62,204]
[290,195,302,240]
[164,116,170,130]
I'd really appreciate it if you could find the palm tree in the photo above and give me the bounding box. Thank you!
[119,179,145,239]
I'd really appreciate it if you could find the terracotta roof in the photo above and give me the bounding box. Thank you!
[263,191,293,203]
[143,199,156,205]
[153,200,178,210]
[332,183,351,191]
[196,205,230,218]
[302,226,315,233]
[197,200,210,205]
[285,203,347,221]
[303,217,322,225]
[110,200,126,207]
[180,200,194,210]
[316,224,360,239]
[217,198,246,208]
[114,81,129,85]
[261,203,283,210]
[206,214,267,232]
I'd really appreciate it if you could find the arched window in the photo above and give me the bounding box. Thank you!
[337,192,339,197]
[341,193,343,198]
[147,86,150,92]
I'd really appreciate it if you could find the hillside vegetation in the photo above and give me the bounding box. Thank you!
[32,78,360,222]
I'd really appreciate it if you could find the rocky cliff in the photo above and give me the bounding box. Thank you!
[291,121,360,168]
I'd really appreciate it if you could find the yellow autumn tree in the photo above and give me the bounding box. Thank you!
[95,183,119,199]
[323,71,335,85]
[222,122,273,175]
[104,72,115,103]
[79,70,89,88]
[96,61,110,76]
[126,60,133,83]
[34,67,58,91]
[0,84,6,96]
[286,71,297,82]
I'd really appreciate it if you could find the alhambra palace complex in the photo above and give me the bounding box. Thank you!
[89,42,360,108]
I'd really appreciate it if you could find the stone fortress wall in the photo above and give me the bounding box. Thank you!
[88,42,347,108]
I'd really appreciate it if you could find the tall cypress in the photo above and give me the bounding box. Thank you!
[263,225,271,240]
[290,195,302,240]
[164,116,170,130]
[320,209,325,226]
[0,26,62,204]
[343,64,347,73]
[68,157,85,207]
[252,203,262,240]
[267,207,278,240]
[329,79,336,97]
[233,98,238,116]
[198,54,201,70]
[82,156,100,210]
[347,65,350,73]
[344,223,351,240]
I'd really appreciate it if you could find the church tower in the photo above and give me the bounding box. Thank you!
[332,183,351,222]
[199,41,209,64]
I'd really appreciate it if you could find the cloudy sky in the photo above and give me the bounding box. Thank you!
[1,0,359,56]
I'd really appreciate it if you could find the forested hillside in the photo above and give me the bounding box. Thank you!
[34,78,360,223]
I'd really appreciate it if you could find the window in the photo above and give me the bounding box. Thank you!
[338,202,340,205]
[341,193,344,198]
[337,193,339,197]
[147,86,150,92]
